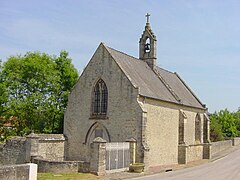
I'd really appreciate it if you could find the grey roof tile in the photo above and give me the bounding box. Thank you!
[155,67,204,109]
[105,45,205,109]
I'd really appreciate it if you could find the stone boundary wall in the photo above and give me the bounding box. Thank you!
[33,157,89,173]
[0,134,65,166]
[232,137,240,146]
[0,137,26,166]
[211,138,240,156]
[27,133,65,161]
[0,163,37,180]
[211,140,232,156]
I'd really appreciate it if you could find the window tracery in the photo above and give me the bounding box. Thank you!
[92,79,108,116]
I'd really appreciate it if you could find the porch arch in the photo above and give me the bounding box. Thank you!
[85,122,111,145]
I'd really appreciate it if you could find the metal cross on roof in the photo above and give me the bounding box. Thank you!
[146,13,150,23]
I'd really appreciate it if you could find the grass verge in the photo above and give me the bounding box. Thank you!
[37,173,100,180]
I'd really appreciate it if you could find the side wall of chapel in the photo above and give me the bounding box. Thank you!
[140,97,207,168]
[64,44,143,162]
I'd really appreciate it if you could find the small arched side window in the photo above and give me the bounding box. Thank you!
[92,79,108,116]
[195,113,201,143]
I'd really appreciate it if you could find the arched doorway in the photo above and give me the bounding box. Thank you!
[85,122,110,145]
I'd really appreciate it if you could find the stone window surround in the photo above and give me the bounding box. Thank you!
[91,79,108,118]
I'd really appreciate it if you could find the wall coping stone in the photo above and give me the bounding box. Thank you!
[26,133,65,141]
[26,133,40,139]
[33,157,85,163]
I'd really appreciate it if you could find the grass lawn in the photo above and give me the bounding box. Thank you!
[37,173,100,180]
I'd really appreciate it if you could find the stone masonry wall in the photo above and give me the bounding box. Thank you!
[64,43,143,162]
[33,157,89,173]
[141,97,207,168]
[211,138,240,157]
[0,137,26,166]
[232,137,240,146]
[0,134,65,166]
[142,98,179,168]
[184,111,205,145]
[0,163,37,180]
[38,141,65,161]
[211,140,232,156]
[37,134,65,161]
[187,144,203,162]
[26,133,65,161]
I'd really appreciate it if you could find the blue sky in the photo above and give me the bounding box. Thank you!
[0,0,239,113]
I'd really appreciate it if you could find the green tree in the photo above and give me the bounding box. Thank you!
[234,107,240,135]
[0,59,7,115]
[51,50,78,133]
[0,51,78,138]
[210,113,224,142]
[210,109,238,141]
[219,109,238,137]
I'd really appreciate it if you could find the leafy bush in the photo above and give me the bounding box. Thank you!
[210,108,240,142]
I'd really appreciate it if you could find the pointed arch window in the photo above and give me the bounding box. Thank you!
[92,79,108,116]
[195,113,201,143]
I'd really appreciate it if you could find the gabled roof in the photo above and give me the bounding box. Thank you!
[104,44,205,109]
[155,67,204,109]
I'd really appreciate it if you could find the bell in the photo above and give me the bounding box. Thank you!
[144,43,150,51]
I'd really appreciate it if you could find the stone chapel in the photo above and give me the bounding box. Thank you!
[64,15,211,171]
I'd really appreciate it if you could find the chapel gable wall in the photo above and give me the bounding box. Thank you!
[64,44,142,161]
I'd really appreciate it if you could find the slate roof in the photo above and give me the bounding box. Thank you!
[105,45,205,109]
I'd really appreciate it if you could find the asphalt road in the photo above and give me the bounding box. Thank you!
[131,148,240,180]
